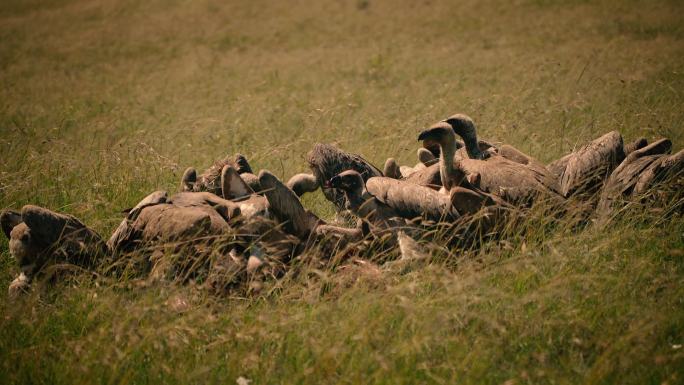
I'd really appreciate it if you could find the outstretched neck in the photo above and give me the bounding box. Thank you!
[438,137,457,190]
[454,124,484,160]
[464,136,483,160]
[343,187,365,212]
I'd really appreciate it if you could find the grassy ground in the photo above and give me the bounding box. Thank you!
[1,0,683,383]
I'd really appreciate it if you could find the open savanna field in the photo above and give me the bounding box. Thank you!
[1,0,684,383]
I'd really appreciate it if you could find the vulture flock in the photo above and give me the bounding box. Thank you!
[2,114,683,296]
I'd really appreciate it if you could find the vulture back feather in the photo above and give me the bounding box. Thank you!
[403,163,442,189]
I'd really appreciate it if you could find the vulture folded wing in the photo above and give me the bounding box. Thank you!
[135,204,229,243]
[558,131,625,197]
[547,154,572,181]
[460,157,562,206]
[127,191,168,221]
[403,163,442,189]
[259,170,321,239]
[634,148,684,195]
[597,154,665,215]
[604,138,673,195]
[221,165,254,200]
[365,177,455,221]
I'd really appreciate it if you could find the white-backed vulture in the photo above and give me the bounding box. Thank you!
[330,170,461,224]
[545,132,654,198]
[307,143,383,211]
[329,170,408,230]
[181,153,260,195]
[419,116,563,206]
[365,177,457,222]
[598,138,684,219]
[547,136,648,184]
[329,170,513,245]
[107,190,241,254]
[1,206,106,296]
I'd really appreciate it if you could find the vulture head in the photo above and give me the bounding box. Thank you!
[180,167,197,192]
[442,114,487,160]
[443,114,476,133]
[417,148,437,166]
[329,170,365,197]
[418,121,454,148]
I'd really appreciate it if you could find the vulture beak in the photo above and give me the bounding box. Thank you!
[327,176,339,189]
[417,129,431,142]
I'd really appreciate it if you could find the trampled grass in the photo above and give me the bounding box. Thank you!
[1,0,683,383]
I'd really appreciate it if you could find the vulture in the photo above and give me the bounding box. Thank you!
[546,132,650,198]
[220,165,361,243]
[597,138,684,219]
[107,181,301,286]
[181,153,261,194]
[306,143,384,211]
[1,206,106,296]
[330,170,457,224]
[261,169,370,244]
[330,170,514,244]
[424,114,549,173]
[418,115,563,207]
[387,115,548,192]
[107,190,240,254]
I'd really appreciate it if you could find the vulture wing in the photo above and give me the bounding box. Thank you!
[365,177,455,221]
[557,131,625,197]
[459,156,562,206]
[597,138,673,215]
[259,170,321,239]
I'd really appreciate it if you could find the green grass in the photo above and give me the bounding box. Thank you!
[1,0,683,383]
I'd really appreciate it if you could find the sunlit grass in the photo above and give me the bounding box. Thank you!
[1,0,683,384]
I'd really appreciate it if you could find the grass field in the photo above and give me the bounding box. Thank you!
[1,0,684,383]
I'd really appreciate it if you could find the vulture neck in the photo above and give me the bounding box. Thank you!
[438,135,458,190]
[454,124,484,160]
[343,187,379,220]
[342,186,367,212]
